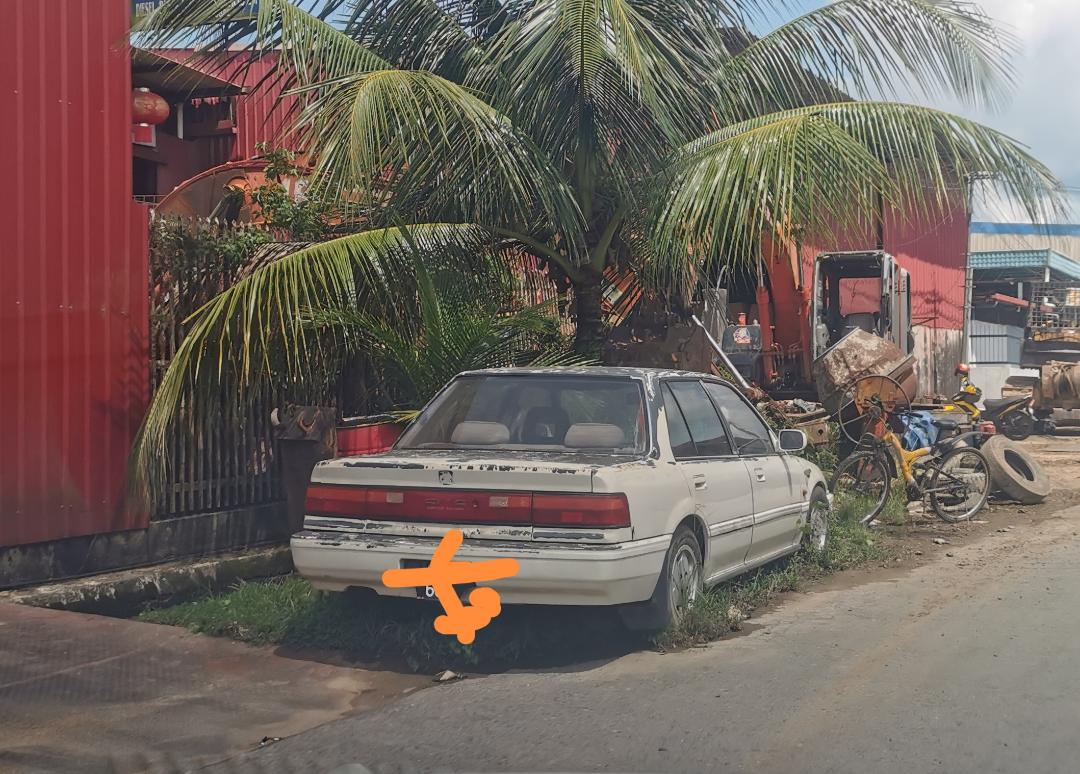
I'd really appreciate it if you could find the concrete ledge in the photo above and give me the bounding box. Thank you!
[0,545,294,617]
[1,502,289,590]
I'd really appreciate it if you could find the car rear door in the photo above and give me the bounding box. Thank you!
[702,382,805,563]
[661,381,754,581]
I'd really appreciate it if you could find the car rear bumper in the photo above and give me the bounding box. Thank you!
[290,530,669,606]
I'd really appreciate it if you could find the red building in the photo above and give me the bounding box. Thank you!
[1,0,290,584]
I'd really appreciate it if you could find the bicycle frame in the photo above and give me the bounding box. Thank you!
[862,415,932,486]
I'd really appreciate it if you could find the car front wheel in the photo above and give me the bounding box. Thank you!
[801,487,830,552]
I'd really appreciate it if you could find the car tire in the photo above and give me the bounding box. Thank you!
[801,487,830,552]
[983,436,1051,504]
[619,525,702,633]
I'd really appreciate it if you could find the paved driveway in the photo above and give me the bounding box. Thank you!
[0,604,426,772]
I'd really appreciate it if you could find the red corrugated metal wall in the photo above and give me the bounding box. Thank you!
[797,200,968,330]
[154,50,297,161]
[884,202,968,330]
[0,0,150,547]
[228,54,297,161]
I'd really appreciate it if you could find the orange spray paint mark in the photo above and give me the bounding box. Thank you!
[381,529,520,645]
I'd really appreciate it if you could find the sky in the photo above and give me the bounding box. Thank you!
[786,0,1080,222]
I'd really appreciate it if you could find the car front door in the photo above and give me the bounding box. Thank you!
[703,382,805,563]
[662,381,754,582]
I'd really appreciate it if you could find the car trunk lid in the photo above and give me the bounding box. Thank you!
[304,450,635,539]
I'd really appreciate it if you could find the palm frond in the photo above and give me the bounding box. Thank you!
[129,223,491,504]
[292,68,584,256]
[308,250,586,404]
[650,101,1064,285]
[341,0,495,78]
[714,0,1017,121]
[135,0,388,147]
[487,0,729,203]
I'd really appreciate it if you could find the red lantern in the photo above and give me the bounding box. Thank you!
[132,88,170,126]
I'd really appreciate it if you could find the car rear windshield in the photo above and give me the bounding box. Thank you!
[396,375,648,454]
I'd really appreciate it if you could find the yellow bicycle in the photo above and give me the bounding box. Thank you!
[830,375,992,526]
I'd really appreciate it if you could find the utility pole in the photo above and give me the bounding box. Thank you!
[961,174,991,366]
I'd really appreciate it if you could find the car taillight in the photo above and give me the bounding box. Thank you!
[532,493,631,528]
[304,484,367,516]
[304,485,629,528]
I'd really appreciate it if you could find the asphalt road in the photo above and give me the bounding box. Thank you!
[214,501,1080,773]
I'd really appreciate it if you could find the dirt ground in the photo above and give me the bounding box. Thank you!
[820,429,1080,589]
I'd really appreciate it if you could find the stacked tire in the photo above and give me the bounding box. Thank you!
[982,436,1051,504]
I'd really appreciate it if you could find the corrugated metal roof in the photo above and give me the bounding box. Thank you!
[970,249,1080,279]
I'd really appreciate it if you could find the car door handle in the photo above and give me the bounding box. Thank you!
[692,474,708,490]
[753,467,766,482]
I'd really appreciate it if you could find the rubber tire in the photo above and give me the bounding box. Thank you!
[619,525,702,633]
[801,486,831,552]
[983,435,1051,504]
[928,446,991,523]
[996,411,1034,441]
[829,452,892,526]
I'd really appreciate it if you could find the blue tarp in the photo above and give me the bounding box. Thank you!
[901,411,939,451]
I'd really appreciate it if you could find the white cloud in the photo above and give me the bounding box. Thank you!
[961,0,1080,216]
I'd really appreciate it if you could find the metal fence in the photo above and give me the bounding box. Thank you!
[1029,282,1080,332]
[149,217,282,519]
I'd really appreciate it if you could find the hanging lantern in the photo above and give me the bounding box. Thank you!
[132,88,170,126]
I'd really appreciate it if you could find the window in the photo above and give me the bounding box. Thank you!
[396,375,647,454]
[703,382,773,456]
[665,381,734,457]
[662,385,696,458]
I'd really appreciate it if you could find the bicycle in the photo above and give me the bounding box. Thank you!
[829,375,992,526]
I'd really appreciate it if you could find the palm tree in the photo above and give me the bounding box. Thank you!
[131,0,1063,499]
[139,0,1062,336]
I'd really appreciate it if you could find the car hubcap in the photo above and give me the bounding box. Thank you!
[807,502,829,550]
[669,545,700,617]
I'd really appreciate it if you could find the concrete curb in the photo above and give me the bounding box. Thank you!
[0,545,294,617]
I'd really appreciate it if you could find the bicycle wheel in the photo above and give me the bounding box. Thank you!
[928,446,991,523]
[829,452,892,526]
[836,374,912,445]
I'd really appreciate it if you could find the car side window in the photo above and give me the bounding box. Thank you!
[703,382,774,456]
[662,384,696,458]
[667,381,734,457]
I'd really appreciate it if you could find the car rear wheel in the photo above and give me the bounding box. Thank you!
[619,525,702,632]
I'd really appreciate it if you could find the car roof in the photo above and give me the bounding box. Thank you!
[457,366,731,385]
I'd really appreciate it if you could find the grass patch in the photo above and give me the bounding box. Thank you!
[139,578,640,672]
[140,493,890,670]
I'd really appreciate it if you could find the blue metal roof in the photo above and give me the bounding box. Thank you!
[969,249,1080,280]
[971,222,1080,237]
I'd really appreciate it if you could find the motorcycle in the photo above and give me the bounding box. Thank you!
[946,364,1038,441]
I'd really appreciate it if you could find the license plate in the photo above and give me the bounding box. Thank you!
[399,559,474,601]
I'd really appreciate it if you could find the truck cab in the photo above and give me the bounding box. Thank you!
[810,251,913,361]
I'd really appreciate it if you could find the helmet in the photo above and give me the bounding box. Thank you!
[955,363,970,376]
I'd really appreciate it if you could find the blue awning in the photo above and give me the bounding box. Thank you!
[969,249,1080,281]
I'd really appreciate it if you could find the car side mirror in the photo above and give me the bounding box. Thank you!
[778,429,807,452]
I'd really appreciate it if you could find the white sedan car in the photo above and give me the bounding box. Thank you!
[292,367,830,629]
